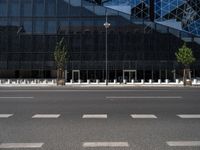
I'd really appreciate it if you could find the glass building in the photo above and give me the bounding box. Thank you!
[0,0,200,82]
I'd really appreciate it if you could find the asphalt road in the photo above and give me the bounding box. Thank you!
[0,87,200,150]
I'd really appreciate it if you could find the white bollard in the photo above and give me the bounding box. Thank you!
[193,79,197,84]
[131,79,134,84]
[70,79,73,84]
[176,79,179,84]
[78,79,81,84]
[123,79,127,84]
[141,79,144,84]
[158,79,161,84]
[87,79,90,84]
[104,80,107,84]
[165,79,169,84]
[149,79,152,84]
[96,79,99,84]
[7,79,11,84]
[114,79,117,84]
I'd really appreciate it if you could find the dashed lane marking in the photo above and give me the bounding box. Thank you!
[167,141,200,147]
[0,114,13,118]
[82,142,129,148]
[177,114,200,118]
[130,114,157,119]
[32,114,60,118]
[82,114,108,119]
[106,96,182,99]
[0,143,44,148]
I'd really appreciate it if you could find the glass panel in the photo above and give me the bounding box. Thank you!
[47,20,57,33]
[21,0,32,16]
[58,19,69,33]
[69,18,82,31]
[69,3,81,16]
[9,0,20,16]
[33,0,44,17]
[23,20,32,33]
[57,0,69,16]
[34,20,44,33]
[94,6,106,16]
[70,0,81,6]
[0,18,7,25]
[46,0,56,16]
[82,0,94,16]
[8,18,20,26]
[0,0,7,16]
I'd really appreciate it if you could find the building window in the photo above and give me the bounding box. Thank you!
[23,20,32,33]
[46,0,56,16]
[0,0,7,16]
[21,0,32,16]
[47,20,57,33]
[34,20,44,33]
[33,0,44,17]
[8,0,20,16]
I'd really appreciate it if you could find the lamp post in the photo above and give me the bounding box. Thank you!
[104,13,111,85]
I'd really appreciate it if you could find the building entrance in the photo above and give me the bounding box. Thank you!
[123,70,137,82]
[72,70,80,82]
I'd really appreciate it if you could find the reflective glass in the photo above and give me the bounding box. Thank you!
[23,20,32,33]
[69,4,81,16]
[47,20,57,33]
[58,0,69,16]
[0,0,7,16]
[8,18,19,26]
[33,0,44,17]
[9,0,20,16]
[70,0,81,6]
[21,0,32,16]
[34,20,44,33]
[46,0,56,16]
[0,19,7,25]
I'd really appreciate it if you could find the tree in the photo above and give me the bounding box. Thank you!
[54,38,69,85]
[175,43,195,86]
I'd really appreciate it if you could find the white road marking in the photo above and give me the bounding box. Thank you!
[177,114,200,118]
[107,96,182,99]
[32,114,60,118]
[82,142,129,147]
[130,114,157,119]
[0,143,44,148]
[0,97,34,99]
[0,114,13,118]
[167,141,200,147]
[82,114,107,119]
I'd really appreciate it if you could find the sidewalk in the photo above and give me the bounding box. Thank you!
[0,79,200,87]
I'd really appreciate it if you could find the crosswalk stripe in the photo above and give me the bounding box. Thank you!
[167,141,200,146]
[83,142,129,147]
[130,114,157,118]
[177,114,200,118]
[0,143,44,148]
[82,114,107,119]
[32,114,60,118]
[0,114,13,118]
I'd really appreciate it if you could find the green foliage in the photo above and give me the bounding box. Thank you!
[54,38,68,70]
[175,43,195,67]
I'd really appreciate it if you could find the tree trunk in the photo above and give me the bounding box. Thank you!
[183,65,192,86]
[57,68,65,86]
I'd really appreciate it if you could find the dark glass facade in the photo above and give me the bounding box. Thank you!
[0,0,200,81]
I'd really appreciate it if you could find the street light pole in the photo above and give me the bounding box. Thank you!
[104,13,110,85]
